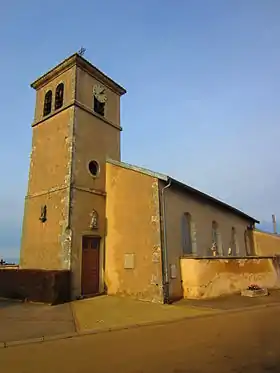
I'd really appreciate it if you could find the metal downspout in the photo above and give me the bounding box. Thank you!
[161,178,172,304]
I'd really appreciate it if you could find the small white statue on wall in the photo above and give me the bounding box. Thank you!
[210,242,217,257]
[89,209,98,229]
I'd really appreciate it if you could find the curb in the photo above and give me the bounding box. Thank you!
[0,297,24,304]
[0,297,52,306]
[69,303,79,333]
[1,301,280,349]
[70,303,81,332]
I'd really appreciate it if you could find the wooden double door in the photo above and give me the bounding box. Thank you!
[81,236,100,296]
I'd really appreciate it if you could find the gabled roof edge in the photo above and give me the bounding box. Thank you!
[168,177,259,223]
[106,158,259,223]
[106,159,168,181]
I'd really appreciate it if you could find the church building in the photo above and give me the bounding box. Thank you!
[20,53,263,303]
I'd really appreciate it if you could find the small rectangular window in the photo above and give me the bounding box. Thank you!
[94,97,105,116]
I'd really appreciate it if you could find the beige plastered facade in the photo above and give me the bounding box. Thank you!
[104,166,258,302]
[20,54,125,299]
[20,53,280,303]
[180,257,280,299]
[105,161,164,303]
[253,230,280,256]
[162,183,256,301]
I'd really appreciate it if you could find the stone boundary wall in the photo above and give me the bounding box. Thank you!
[0,268,70,304]
[253,230,280,256]
[180,257,280,299]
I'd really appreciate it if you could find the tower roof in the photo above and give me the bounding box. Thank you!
[30,53,126,96]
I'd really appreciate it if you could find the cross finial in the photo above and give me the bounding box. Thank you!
[78,47,86,56]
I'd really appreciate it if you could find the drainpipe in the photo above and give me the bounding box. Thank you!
[160,178,172,304]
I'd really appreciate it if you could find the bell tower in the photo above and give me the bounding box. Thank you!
[20,54,126,298]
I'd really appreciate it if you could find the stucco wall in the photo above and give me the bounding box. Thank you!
[70,188,106,297]
[20,63,77,271]
[69,73,122,297]
[162,183,254,301]
[20,189,70,270]
[180,257,280,299]
[20,57,124,299]
[28,109,74,195]
[253,230,280,256]
[105,162,164,303]
[73,107,120,190]
[20,106,75,270]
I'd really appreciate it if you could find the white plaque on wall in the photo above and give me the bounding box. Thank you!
[170,264,177,279]
[124,253,135,269]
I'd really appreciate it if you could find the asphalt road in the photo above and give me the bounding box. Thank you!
[1,305,280,373]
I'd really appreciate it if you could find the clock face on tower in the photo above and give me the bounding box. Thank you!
[93,84,107,104]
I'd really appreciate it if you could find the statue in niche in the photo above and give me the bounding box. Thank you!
[89,209,98,229]
[210,242,217,257]
[39,205,47,223]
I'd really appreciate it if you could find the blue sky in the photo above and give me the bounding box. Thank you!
[0,0,279,259]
